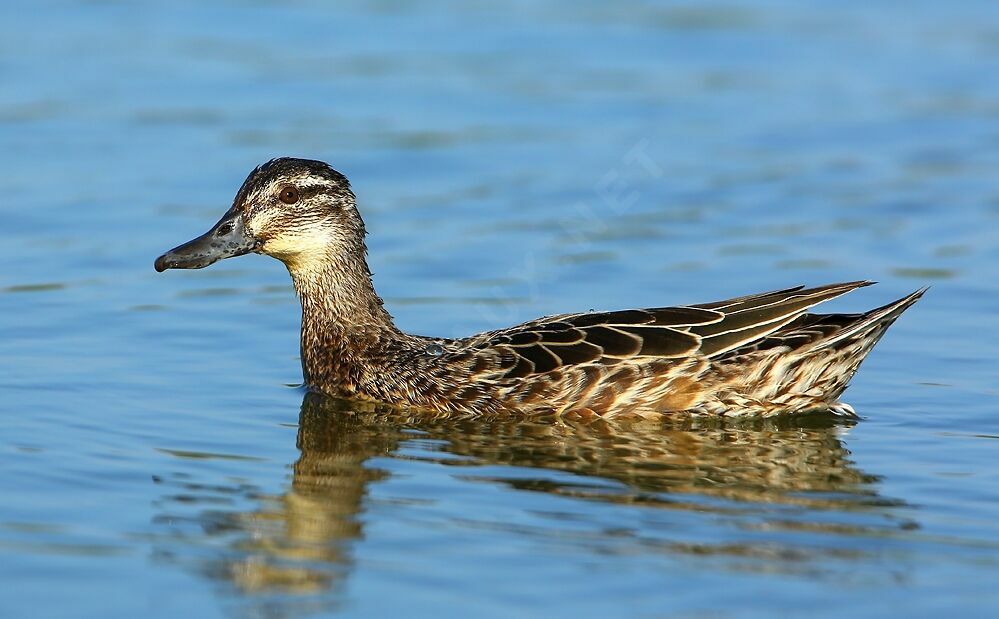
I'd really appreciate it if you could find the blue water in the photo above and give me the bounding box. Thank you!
[2,1,998,617]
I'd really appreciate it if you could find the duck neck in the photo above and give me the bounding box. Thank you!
[287,245,401,394]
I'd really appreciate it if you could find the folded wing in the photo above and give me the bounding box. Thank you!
[456,281,874,380]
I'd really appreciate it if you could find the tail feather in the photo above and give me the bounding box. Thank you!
[811,287,927,352]
[705,285,925,415]
[769,287,927,408]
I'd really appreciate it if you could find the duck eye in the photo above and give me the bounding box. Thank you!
[278,186,300,204]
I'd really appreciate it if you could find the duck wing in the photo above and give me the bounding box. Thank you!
[456,281,873,380]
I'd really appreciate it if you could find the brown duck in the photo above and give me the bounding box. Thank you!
[155,158,924,418]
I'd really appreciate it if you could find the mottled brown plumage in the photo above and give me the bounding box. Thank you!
[155,158,925,418]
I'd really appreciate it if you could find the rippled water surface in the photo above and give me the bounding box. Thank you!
[2,1,999,617]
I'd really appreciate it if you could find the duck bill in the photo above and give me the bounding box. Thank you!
[154,208,259,272]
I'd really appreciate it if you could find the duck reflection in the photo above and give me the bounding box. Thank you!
[155,392,905,600]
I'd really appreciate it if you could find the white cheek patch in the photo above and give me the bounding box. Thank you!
[265,227,333,254]
[262,227,339,273]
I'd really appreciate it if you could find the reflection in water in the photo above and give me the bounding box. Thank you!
[153,393,911,606]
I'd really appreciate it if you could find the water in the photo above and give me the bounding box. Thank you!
[2,1,998,616]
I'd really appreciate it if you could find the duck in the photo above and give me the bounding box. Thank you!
[154,157,924,418]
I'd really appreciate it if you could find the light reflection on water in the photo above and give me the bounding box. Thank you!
[151,393,922,608]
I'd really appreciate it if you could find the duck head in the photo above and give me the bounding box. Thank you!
[154,158,362,274]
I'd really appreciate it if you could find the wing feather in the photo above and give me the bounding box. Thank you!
[693,281,872,357]
[583,326,643,357]
[455,281,874,379]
